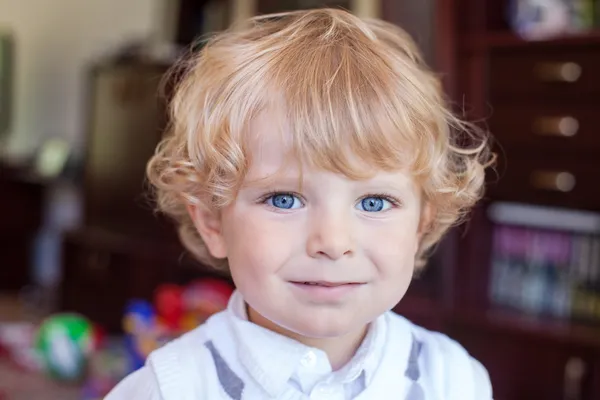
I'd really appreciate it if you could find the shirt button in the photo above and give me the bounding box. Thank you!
[301,351,317,368]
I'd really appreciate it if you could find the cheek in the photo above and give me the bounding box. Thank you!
[361,217,420,277]
[369,223,419,300]
[365,216,420,254]
[223,209,300,275]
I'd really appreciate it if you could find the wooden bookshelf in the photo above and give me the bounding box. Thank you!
[448,0,600,398]
[463,29,600,51]
[453,308,600,349]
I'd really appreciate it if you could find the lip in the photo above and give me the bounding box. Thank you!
[288,281,365,301]
[293,281,361,287]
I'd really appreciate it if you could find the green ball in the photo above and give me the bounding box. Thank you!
[35,313,94,381]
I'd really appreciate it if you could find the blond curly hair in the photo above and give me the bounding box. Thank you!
[147,8,493,270]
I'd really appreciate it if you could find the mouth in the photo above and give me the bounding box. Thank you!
[290,281,364,287]
[288,281,365,300]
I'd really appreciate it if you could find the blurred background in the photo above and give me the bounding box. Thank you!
[1,0,600,399]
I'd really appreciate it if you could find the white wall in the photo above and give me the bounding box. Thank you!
[0,0,165,158]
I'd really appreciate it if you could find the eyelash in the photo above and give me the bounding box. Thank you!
[258,191,304,205]
[257,191,402,209]
[362,192,402,208]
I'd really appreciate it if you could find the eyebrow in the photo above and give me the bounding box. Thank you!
[360,178,412,191]
[241,173,303,191]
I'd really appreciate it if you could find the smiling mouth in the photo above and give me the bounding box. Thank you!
[289,281,364,300]
[292,281,363,287]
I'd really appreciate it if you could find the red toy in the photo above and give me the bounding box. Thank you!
[154,284,184,332]
[181,278,234,330]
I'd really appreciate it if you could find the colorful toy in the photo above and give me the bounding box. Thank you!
[123,299,157,370]
[181,278,234,330]
[154,284,184,332]
[35,313,97,382]
[123,278,234,369]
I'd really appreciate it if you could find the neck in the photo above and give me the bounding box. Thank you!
[247,305,368,370]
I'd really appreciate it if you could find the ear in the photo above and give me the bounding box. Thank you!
[418,201,435,239]
[187,203,228,259]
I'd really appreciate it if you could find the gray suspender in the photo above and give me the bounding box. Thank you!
[205,340,245,400]
[404,335,425,400]
[204,334,424,400]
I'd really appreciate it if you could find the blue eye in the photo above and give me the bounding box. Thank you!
[266,193,302,210]
[358,196,392,212]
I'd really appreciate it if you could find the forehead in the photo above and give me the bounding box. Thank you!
[245,112,290,174]
[242,112,306,190]
[243,112,416,189]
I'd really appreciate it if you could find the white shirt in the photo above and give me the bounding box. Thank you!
[106,291,492,399]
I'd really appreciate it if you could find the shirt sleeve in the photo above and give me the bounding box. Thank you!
[471,358,493,400]
[104,366,163,400]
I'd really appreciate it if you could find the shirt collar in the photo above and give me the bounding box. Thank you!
[225,290,387,397]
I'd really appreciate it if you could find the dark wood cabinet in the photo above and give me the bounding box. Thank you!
[256,0,350,14]
[58,59,176,328]
[449,313,600,400]
[0,166,44,290]
[488,46,600,102]
[61,231,133,332]
[60,228,223,333]
[488,105,600,156]
[448,0,600,398]
[57,58,228,332]
[81,61,173,240]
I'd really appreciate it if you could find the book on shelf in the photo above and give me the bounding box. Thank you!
[487,202,600,324]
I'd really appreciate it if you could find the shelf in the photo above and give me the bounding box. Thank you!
[450,308,600,349]
[463,29,600,51]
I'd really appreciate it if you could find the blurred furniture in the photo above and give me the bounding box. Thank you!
[257,0,350,13]
[59,59,215,333]
[60,228,213,333]
[60,227,230,333]
[444,1,600,399]
[0,165,44,291]
[175,0,231,45]
[81,60,172,239]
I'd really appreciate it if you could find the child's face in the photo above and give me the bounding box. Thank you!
[191,113,429,339]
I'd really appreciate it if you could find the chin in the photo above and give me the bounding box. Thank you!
[282,311,366,339]
[294,325,354,339]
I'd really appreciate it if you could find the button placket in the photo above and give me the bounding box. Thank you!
[301,351,317,368]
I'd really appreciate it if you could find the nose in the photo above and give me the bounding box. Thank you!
[306,210,354,260]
